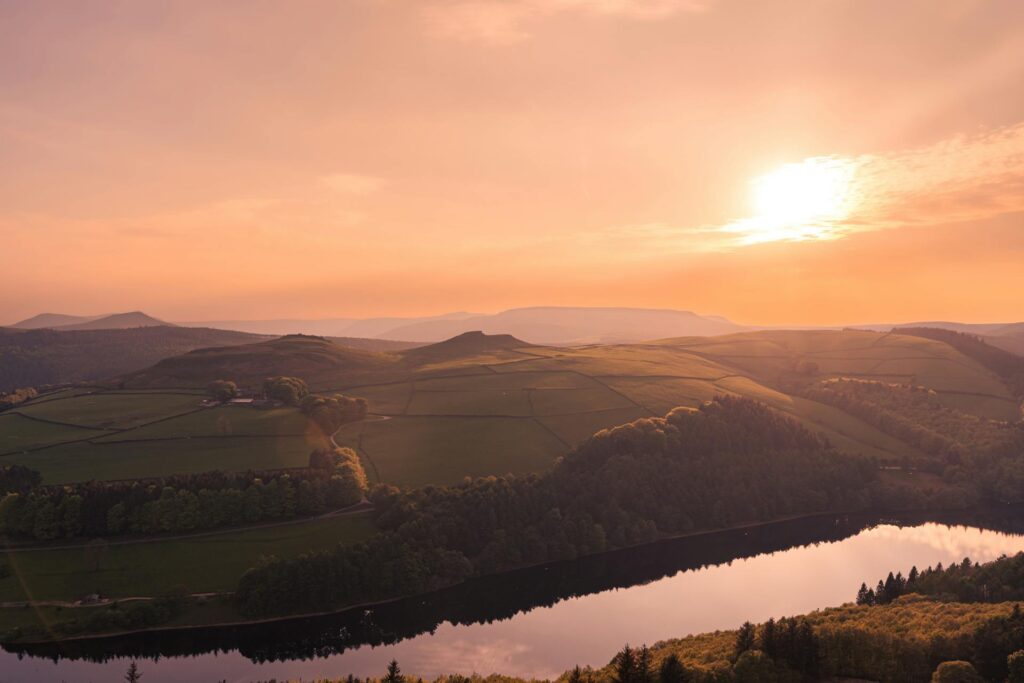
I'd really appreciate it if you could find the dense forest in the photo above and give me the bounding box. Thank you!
[235,396,877,616]
[0,447,367,540]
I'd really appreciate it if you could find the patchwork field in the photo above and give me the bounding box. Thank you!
[0,390,327,483]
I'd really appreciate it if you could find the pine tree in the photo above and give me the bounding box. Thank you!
[125,661,142,683]
[658,653,687,683]
[637,644,652,683]
[614,645,636,683]
[735,621,756,659]
[759,618,778,659]
[384,659,403,683]
[568,666,585,683]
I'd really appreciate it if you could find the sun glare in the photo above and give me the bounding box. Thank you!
[725,157,857,245]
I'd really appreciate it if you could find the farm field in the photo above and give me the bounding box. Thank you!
[0,511,377,602]
[0,413,110,454]
[0,390,327,483]
[3,434,325,484]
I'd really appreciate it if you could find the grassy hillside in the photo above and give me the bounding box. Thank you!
[123,334,401,390]
[0,389,329,483]
[0,325,269,392]
[115,329,1023,489]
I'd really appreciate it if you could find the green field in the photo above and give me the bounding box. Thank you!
[13,392,204,429]
[334,415,567,487]
[0,389,330,483]
[3,433,326,484]
[94,405,312,441]
[0,414,110,454]
[0,512,376,602]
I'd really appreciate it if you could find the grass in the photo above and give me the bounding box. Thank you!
[4,433,327,484]
[334,415,566,487]
[14,392,203,429]
[0,414,110,455]
[93,405,313,441]
[0,512,377,602]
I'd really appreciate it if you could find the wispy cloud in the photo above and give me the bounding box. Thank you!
[422,0,710,44]
[604,121,1024,255]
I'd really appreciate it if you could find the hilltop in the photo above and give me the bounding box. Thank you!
[10,313,109,329]
[52,311,172,330]
[121,334,401,389]
[376,306,745,344]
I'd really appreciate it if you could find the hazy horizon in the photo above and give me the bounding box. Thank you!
[3,0,1023,325]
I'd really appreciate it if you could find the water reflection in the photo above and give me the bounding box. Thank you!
[5,507,1024,682]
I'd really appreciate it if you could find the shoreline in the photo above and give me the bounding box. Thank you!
[5,501,1006,647]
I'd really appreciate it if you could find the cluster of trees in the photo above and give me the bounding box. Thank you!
[801,378,1020,465]
[0,386,37,410]
[206,379,238,401]
[301,393,369,433]
[235,396,877,617]
[264,376,309,405]
[0,464,41,494]
[859,553,1024,606]
[0,448,367,540]
[798,377,1024,502]
[896,327,1024,400]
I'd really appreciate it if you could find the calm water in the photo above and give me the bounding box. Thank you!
[4,509,1024,683]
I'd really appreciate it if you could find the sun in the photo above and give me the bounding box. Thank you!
[728,157,856,245]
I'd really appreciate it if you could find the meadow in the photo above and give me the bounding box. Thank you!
[0,390,327,483]
[0,511,376,602]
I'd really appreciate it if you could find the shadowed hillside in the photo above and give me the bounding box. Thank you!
[0,326,269,392]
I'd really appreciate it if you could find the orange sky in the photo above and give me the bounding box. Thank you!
[2,0,1023,326]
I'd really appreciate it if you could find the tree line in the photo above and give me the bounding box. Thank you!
[235,396,878,617]
[0,447,367,540]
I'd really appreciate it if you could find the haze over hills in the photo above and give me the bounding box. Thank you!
[10,313,110,329]
[171,307,744,344]
[174,312,481,338]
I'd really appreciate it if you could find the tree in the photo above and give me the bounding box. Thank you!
[383,659,404,683]
[637,644,652,683]
[735,621,756,659]
[658,653,687,683]
[733,649,778,683]
[1008,650,1024,682]
[614,645,636,683]
[125,661,142,683]
[206,380,238,402]
[931,661,984,683]
[263,376,308,406]
[856,582,875,605]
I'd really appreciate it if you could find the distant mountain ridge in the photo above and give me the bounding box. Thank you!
[10,313,109,329]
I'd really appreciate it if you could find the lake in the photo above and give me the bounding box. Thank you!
[5,509,1024,682]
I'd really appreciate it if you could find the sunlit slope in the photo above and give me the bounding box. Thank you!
[332,333,937,487]
[660,330,1019,421]
[99,329,1018,489]
[123,334,401,390]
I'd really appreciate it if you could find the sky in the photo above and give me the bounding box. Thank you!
[2,0,1023,326]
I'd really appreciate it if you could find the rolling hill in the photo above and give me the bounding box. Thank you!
[0,326,269,392]
[115,328,1023,490]
[9,313,109,329]
[51,311,172,330]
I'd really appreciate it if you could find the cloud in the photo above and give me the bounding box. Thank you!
[319,173,386,195]
[602,121,1024,254]
[422,0,710,44]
